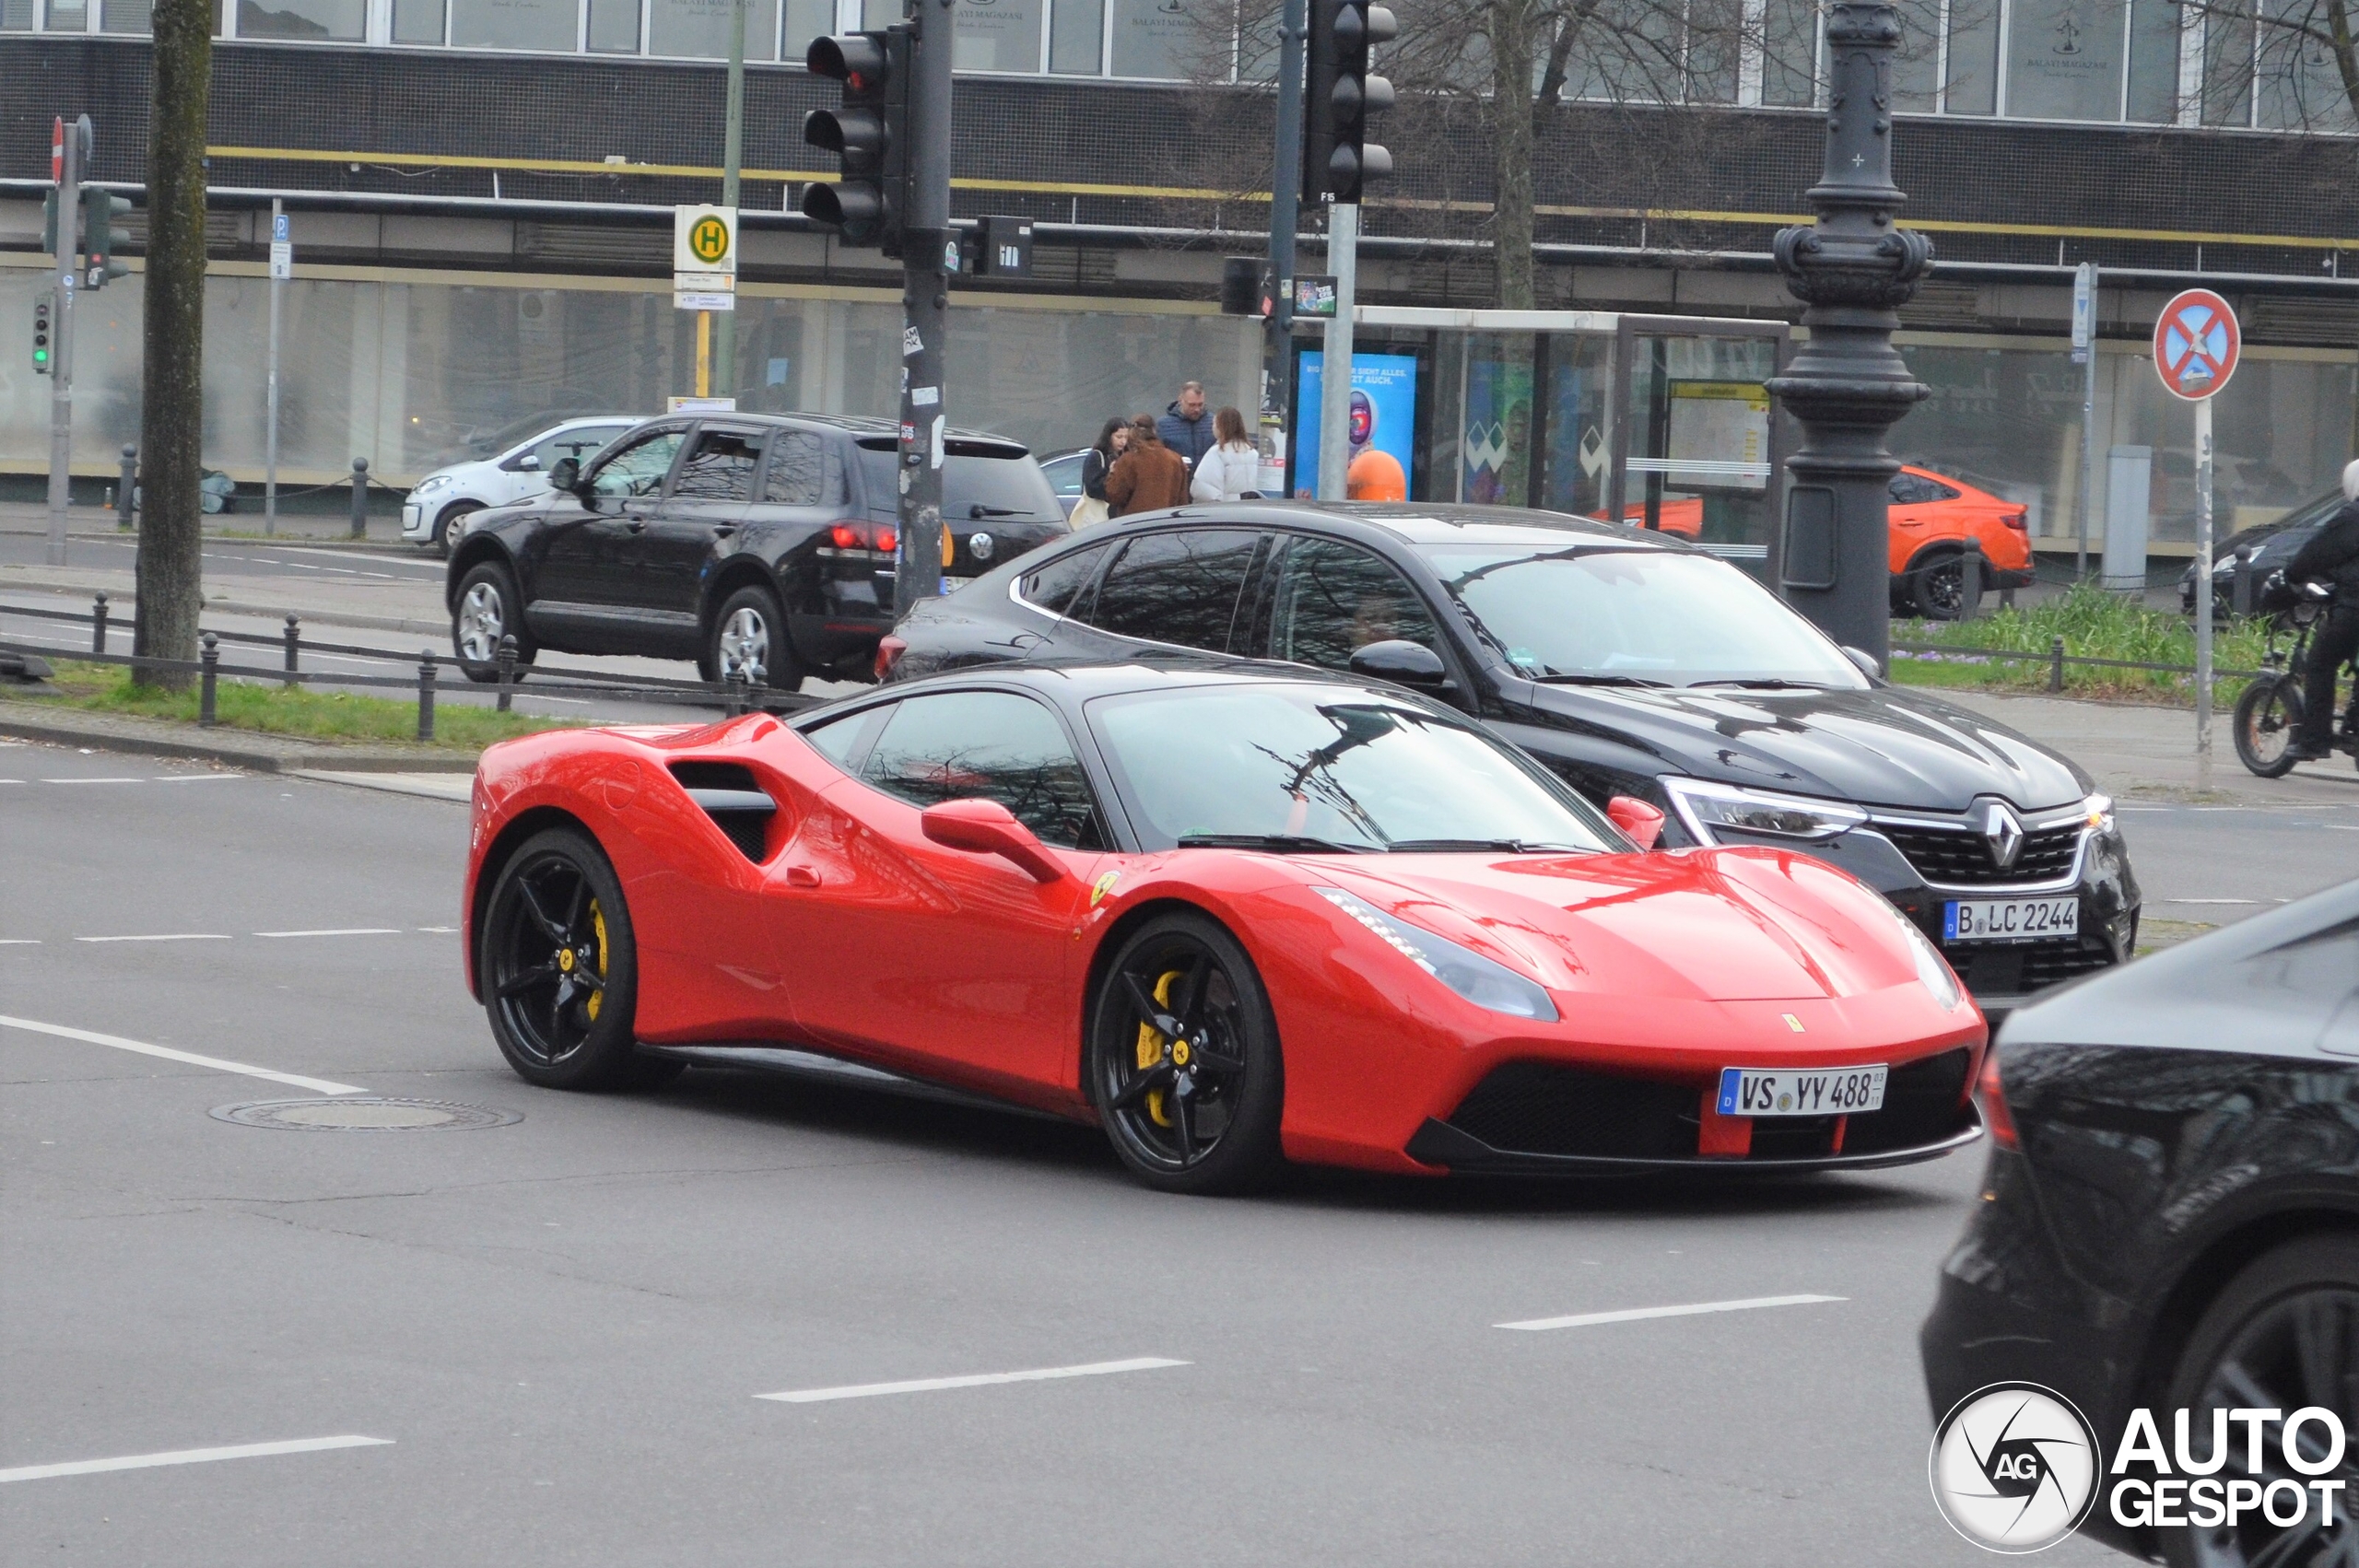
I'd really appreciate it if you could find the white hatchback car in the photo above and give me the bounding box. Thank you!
[401,415,639,556]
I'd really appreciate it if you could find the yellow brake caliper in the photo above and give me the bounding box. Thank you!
[584,899,607,1023]
[1133,969,1185,1128]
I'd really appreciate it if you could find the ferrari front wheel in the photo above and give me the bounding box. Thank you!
[1088,913,1285,1195]
[482,827,679,1092]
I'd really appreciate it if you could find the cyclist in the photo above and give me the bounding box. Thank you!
[2283,457,2359,762]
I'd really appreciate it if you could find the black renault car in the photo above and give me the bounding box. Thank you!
[443,413,1066,689]
[882,502,2141,1012]
[1922,879,2359,1565]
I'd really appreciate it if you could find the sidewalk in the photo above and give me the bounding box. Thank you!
[0,500,416,548]
[1934,689,2359,809]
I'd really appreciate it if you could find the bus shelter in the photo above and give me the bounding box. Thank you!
[1284,307,1793,575]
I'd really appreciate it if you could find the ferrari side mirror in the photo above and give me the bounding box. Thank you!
[1348,638,1453,695]
[921,798,1068,883]
[1607,796,1665,851]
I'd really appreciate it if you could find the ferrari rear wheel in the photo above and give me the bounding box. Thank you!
[1088,913,1284,1195]
[482,827,680,1092]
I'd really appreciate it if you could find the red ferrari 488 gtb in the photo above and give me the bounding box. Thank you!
[464,662,1987,1192]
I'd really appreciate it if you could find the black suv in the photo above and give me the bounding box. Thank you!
[444,414,1066,689]
[885,501,2142,1013]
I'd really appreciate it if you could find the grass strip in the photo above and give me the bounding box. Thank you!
[29,660,579,750]
[1890,581,2273,704]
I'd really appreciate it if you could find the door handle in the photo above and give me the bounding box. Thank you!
[625,519,647,532]
[713,523,737,537]
[783,864,821,888]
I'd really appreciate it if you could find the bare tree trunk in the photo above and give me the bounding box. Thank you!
[135,0,209,690]
[1490,0,1539,309]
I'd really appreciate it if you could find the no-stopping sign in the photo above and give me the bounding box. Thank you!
[2153,288,2240,402]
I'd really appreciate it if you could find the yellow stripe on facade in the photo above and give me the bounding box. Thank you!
[205,145,2350,252]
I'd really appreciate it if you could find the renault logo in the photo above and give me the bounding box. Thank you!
[1979,801,2025,870]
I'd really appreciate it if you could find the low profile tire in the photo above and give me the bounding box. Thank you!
[432,501,483,560]
[1087,912,1285,1196]
[700,584,802,693]
[1910,553,1968,621]
[2233,677,2304,778]
[452,560,537,685]
[2160,1234,2359,1568]
[481,827,680,1091]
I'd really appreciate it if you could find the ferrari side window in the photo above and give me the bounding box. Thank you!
[860,692,1103,850]
[801,705,887,772]
[1268,538,1441,671]
[1083,530,1261,651]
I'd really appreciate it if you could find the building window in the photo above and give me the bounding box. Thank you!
[101,0,148,29]
[45,0,88,27]
[587,0,636,46]
[450,0,577,47]
[1945,0,2002,112]
[1109,0,1194,77]
[2123,0,2179,120]
[1760,0,1821,106]
[649,0,779,57]
[392,0,446,42]
[1049,0,1102,70]
[237,0,364,38]
[2004,0,2128,118]
[781,0,830,61]
[2255,0,2359,130]
[954,0,1042,70]
[2200,5,2254,123]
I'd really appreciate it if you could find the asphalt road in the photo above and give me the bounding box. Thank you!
[0,529,451,587]
[2,742,2350,1566]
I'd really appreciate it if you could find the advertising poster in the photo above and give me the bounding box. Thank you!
[1295,350,1418,501]
[1460,356,1532,506]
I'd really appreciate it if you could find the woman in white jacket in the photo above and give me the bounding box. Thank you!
[1191,406,1261,502]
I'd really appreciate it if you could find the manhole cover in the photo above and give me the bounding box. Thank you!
[211,1097,522,1130]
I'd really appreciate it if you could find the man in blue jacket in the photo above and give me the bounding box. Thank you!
[1157,381,1215,470]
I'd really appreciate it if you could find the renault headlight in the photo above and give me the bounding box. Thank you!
[2081,792,2114,835]
[1315,887,1558,1022]
[1661,778,1868,845]
[411,474,454,497]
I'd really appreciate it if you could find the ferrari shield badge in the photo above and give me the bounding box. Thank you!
[1090,871,1121,907]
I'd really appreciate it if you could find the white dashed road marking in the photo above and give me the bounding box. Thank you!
[252,928,404,939]
[74,933,232,943]
[0,1435,394,1484]
[1496,1294,1846,1332]
[0,1014,368,1096]
[757,1358,1191,1404]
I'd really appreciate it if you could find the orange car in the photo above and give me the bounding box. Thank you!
[1615,465,2034,620]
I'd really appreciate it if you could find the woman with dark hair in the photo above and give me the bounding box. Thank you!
[1191,405,1261,502]
[1072,416,1128,528]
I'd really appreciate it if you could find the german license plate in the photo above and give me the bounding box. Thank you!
[1717,1065,1887,1117]
[1942,895,2078,943]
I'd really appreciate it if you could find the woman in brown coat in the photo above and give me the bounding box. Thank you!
[1105,415,1191,517]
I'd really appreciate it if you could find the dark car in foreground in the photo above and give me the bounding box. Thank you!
[443,413,1067,688]
[2181,489,2344,617]
[882,501,2140,1012]
[1921,879,2359,1565]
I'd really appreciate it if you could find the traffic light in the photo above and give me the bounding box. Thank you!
[1316,0,1394,205]
[803,29,909,257]
[32,292,53,375]
[82,187,132,287]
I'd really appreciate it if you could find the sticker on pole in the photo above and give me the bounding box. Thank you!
[2152,288,2238,403]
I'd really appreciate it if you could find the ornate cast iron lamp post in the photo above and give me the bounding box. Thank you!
[1767,2,1934,668]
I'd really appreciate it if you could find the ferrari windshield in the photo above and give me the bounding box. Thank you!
[1428,546,1869,689]
[1086,683,1618,854]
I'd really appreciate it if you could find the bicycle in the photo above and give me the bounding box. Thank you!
[2235,579,2359,778]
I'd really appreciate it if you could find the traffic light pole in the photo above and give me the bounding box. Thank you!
[891,0,954,617]
[1261,0,1307,478]
[1315,202,1356,502]
[46,121,83,570]
[714,0,745,400]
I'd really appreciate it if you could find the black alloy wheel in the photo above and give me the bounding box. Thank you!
[2163,1235,2359,1568]
[1088,913,1284,1195]
[1911,553,1971,621]
[432,501,483,560]
[482,827,680,1091]
[452,560,538,685]
[2233,676,2305,778]
[700,584,803,692]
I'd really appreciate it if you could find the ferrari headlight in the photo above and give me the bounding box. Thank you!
[1315,887,1558,1022]
[1884,904,1964,1012]
[1661,778,1868,845]
[411,474,453,496]
[2082,792,2114,835]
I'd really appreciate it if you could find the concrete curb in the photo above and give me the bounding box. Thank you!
[0,699,480,773]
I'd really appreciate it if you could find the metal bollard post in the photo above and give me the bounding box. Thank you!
[350,458,370,540]
[1956,544,1984,623]
[198,633,219,727]
[2230,556,2252,619]
[117,446,137,532]
[496,635,517,713]
[724,668,746,719]
[2048,636,2066,694]
[283,614,300,689]
[91,591,108,655]
[748,663,767,714]
[417,649,438,742]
